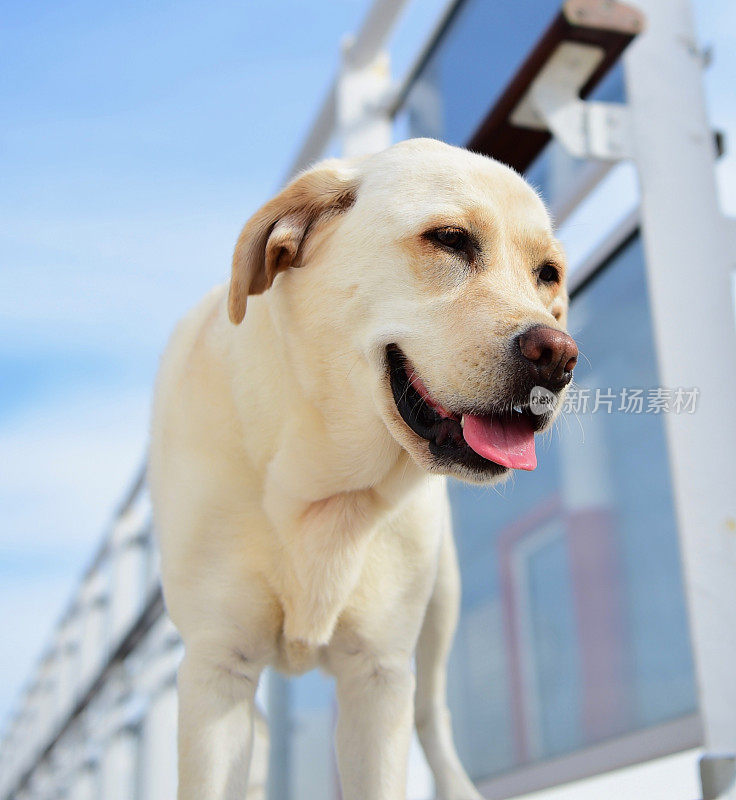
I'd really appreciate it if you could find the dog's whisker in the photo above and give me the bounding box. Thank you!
[576,348,593,370]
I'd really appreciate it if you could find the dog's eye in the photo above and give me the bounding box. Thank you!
[538,263,560,284]
[426,227,473,259]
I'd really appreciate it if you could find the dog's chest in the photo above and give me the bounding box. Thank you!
[270,487,441,672]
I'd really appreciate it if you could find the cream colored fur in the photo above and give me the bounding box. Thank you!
[148,138,570,800]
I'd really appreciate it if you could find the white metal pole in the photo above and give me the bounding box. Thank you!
[337,44,392,159]
[109,513,147,643]
[285,0,410,178]
[624,0,736,783]
[79,569,109,691]
[139,680,178,800]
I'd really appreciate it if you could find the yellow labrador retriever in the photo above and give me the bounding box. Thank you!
[149,138,577,800]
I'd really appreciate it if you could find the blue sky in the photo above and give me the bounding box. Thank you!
[0,0,451,730]
[1,0,734,731]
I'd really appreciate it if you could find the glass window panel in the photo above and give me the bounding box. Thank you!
[446,234,697,782]
[525,521,583,758]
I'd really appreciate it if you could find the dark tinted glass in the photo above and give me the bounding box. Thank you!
[404,0,563,145]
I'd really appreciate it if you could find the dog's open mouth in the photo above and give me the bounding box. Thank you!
[387,345,544,475]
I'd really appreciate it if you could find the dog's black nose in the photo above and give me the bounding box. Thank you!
[517,325,578,392]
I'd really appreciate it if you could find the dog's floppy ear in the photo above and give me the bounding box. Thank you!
[228,160,360,324]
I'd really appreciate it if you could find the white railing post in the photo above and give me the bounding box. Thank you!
[337,38,392,159]
[68,757,99,800]
[624,0,736,795]
[109,508,149,644]
[79,568,110,691]
[285,0,411,177]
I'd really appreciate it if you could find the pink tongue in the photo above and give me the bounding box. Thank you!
[462,413,537,471]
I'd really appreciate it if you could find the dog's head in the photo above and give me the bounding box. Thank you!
[229,138,577,483]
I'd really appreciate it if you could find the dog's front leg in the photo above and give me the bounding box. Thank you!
[177,645,262,800]
[415,519,482,800]
[264,467,386,652]
[330,647,415,800]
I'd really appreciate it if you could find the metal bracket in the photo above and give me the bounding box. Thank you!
[511,41,633,161]
[701,755,736,800]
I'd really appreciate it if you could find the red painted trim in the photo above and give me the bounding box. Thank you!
[497,495,561,763]
[496,494,629,762]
